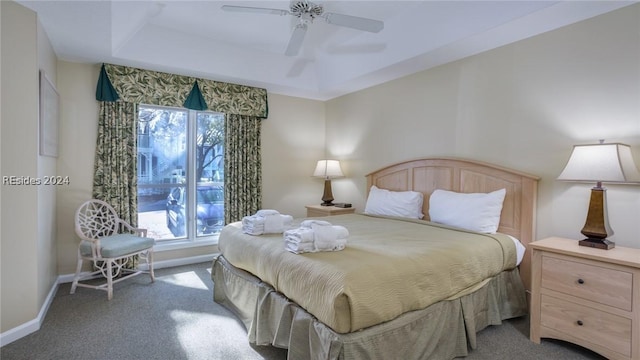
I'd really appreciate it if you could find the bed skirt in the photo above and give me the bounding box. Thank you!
[212,255,527,360]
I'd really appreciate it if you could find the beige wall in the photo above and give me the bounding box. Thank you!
[261,93,327,217]
[1,0,58,333]
[55,62,99,275]
[326,5,640,248]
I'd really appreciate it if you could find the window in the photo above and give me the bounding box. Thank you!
[137,105,225,243]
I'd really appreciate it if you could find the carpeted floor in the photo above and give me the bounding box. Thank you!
[1,262,605,360]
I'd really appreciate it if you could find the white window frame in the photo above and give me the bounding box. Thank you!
[137,104,223,251]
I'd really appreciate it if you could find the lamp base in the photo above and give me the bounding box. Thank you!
[578,238,615,250]
[578,187,614,250]
[320,179,335,207]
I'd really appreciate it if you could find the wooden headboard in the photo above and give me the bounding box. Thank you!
[365,157,539,290]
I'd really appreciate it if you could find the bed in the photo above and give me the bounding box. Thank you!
[212,157,539,359]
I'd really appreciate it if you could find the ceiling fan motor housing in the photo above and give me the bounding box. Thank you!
[290,1,324,19]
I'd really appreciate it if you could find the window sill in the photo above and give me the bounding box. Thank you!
[153,236,219,253]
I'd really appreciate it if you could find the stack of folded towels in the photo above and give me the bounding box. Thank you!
[284,220,349,254]
[242,209,293,235]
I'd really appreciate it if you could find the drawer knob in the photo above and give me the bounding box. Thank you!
[577,320,584,326]
[577,278,585,284]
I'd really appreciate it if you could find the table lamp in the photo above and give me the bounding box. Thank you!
[313,160,344,206]
[557,141,640,249]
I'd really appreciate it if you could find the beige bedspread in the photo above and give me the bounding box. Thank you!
[218,213,516,334]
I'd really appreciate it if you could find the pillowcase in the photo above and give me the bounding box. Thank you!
[428,188,506,233]
[364,185,424,219]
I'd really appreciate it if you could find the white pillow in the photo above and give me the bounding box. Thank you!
[428,188,506,233]
[364,186,424,219]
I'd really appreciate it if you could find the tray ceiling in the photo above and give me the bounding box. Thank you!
[17,1,634,100]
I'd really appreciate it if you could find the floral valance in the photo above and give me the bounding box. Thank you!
[102,63,268,118]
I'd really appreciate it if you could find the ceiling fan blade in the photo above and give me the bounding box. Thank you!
[285,23,308,56]
[221,5,289,16]
[323,12,384,33]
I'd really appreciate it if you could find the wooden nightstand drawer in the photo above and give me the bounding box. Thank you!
[541,255,633,311]
[541,294,632,357]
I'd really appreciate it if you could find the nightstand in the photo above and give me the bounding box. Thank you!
[305,204,355,217]
[530,237,640,360]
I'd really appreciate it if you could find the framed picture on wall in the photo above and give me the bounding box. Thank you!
[39,70,59,157]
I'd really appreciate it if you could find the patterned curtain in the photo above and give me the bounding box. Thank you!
[92,101,138,226]
[224,114,262,223]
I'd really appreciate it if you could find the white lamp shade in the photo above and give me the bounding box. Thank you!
[313,160,344,179]
[557,143,640,183]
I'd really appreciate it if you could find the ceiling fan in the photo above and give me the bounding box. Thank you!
[221,1,384,56]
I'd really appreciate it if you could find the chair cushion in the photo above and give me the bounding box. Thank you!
[80,234,155,258]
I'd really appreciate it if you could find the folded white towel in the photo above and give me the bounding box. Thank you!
[242,215,263,232]
[317,238,347,252]
[284,224,349,254]
[300,219,332,228]
[242,212,293,235]
[256,209,280,217]
[312,224,348,251]
[283,227,314,244]
[263,214,285,234]
[311,223,336,243]
[284,239,316,254]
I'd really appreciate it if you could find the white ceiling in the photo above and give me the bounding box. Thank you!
[17,0,635,100]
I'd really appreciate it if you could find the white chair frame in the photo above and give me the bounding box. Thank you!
[70,199,155,300]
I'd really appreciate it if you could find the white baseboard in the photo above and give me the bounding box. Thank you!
[56,253,218,284]
[0,253,218,347]
[0,276,59,347]
[140,253,218,271]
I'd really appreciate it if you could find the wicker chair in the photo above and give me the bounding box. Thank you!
[70,199,155,300]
